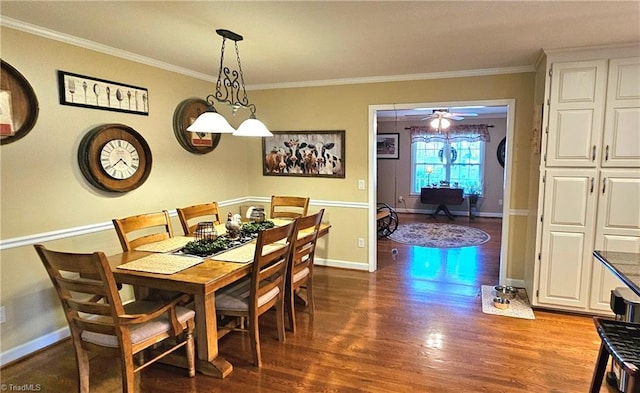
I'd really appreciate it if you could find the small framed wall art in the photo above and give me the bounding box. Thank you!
[58,71,148,115]
[377,133,399,159]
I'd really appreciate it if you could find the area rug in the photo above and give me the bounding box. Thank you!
[388,223,490,248]
[480,285,535,320]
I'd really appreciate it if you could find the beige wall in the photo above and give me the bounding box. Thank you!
[0,26,536,359]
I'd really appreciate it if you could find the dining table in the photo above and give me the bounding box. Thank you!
[593,250,640,297]
[107,220,330,378]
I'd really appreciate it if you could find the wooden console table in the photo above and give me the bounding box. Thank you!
[420,187,464,220]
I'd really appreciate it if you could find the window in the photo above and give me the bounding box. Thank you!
[409,124,489,196]
[412,140,484,195]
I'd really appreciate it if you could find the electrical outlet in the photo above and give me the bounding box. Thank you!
[398,196,404,202]
[0,306,5,324]
[358,237,365,248]
[358,179,365,190]
[498,199,503,206]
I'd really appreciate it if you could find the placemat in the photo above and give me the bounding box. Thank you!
[134,236,193,253]
[480,285,535,320]
[118,254,203,274]
[215,243,285,263]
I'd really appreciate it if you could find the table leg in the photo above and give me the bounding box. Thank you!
[194,292,233,378]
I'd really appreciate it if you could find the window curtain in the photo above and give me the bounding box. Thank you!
[410,124,491,143]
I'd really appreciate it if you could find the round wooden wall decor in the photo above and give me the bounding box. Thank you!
[78,124,152,192]
[173,98,221,154]
[1,59,39,145]
[497,137,506,168]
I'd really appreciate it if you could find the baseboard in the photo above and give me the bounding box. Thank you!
[503,278,526,288]
[314,258,369,271]
[1,326,70,367]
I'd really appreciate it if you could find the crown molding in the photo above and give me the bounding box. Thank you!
[248,65,536,91]
[1,17,216,83]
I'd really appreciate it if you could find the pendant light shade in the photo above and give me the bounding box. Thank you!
[233,116,272,137]
[186,106,235,133]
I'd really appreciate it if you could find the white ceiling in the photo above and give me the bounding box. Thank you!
[1,1,639,90]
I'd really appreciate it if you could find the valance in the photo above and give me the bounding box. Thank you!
[410,124,491,143]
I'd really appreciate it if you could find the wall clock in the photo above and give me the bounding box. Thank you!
[173,98,221,154]
[78,123,152,192]
[497,137,506,168]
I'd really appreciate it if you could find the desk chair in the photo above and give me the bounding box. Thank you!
[270,196,309,219]
[34,244,195,393]
[286,209,324,333]
[176,201,222,236]
[112,210,178,300]
[215,221,296,367]
[590,317,640,393]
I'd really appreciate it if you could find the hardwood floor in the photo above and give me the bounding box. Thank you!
[1,214,618,392]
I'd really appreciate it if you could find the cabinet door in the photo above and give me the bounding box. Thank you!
[602,57,640,168]
[590,170,640,310]
[538,169,598,308]
[546,60,607,167]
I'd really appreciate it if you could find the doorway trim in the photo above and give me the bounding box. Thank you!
[368,98,516,283]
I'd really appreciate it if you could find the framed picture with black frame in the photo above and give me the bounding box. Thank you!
[377,133,399,159]
[57,71,149,116]
[262,130,345,178]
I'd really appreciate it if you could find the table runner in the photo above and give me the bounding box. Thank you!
[134,236,193,253]
[117,253,203,274]
[215,243,286,263]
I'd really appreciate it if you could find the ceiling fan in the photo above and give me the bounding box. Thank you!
[422,108,478,129]
[421,108,478,122]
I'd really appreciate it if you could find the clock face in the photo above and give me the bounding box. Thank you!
[78,124,152,192]
[100,139,140,179]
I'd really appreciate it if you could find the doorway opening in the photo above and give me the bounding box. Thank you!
[368,99,516,284]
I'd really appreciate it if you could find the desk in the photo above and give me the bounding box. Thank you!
[420,187,464,220]
[593,250,640,296]
[108,223,330,378]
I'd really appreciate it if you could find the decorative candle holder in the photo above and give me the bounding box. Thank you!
[195,221,217,241]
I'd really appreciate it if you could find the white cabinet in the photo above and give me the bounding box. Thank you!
[538,169,598,308]
[602,58,640,167]
[589,170,640,311]
[546,60,607,167]
[533,49,640,315]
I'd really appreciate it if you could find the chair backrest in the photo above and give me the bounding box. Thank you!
[112,210,174,252]
[270,196,310,219]
[176,201,222,235]
[34,244,125,347]
[289,209,324,285]
[250,221,296,317]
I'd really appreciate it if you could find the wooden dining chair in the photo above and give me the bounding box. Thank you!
[215,221,296,367]
[34,244,196,393]
[112,210,174,252]
[112,210,177,300]
[589,317,640,393]
[270,195,310,219]
[286,209,324,333]
[176,201,222,236]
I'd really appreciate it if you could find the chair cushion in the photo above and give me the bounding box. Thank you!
[81,301,194,348]
[293,267,310,284]
[216,278,280,312]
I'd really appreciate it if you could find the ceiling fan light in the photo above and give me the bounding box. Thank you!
[187,108,235,133]
[233,117,272,137]
[430,118,451,129]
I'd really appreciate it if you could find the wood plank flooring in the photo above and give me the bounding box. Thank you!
[1,214,618,392]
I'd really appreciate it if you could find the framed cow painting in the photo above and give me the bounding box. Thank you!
[262,130,345,178]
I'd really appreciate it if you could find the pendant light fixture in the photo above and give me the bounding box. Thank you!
[187,29,272,137]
